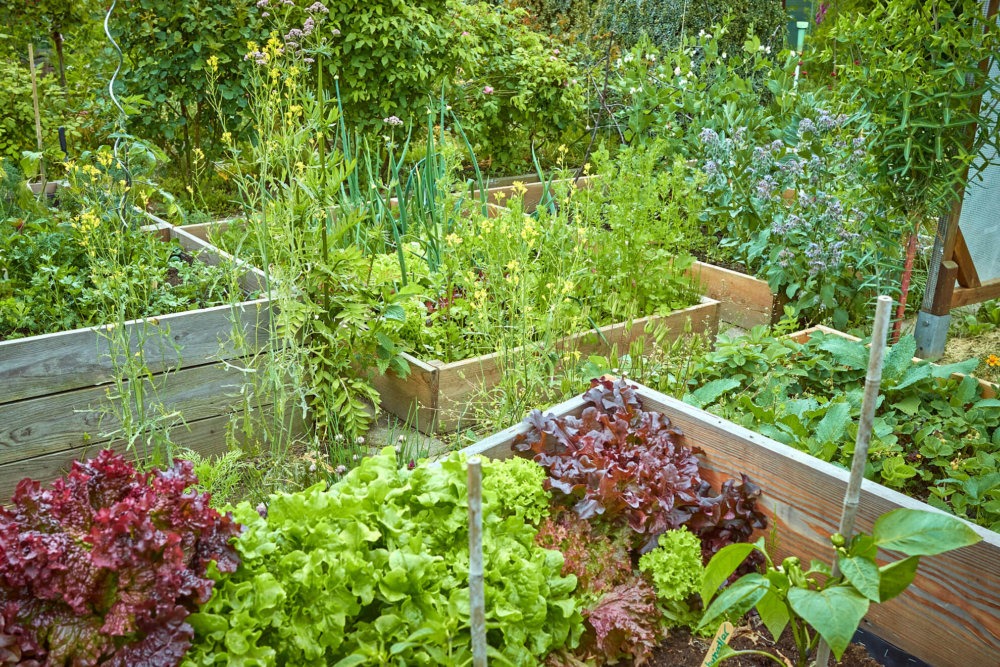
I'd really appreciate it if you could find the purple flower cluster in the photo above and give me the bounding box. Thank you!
[307,2,329,13]
[383,115,404,126]
[755,175,777,199]
[703,159,719,175]
[699,127,719,144]
[798,118,817,135]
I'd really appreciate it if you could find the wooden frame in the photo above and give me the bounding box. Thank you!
[0,224,273,499]
[461,381,1000,667]
[686,261,779,329]
[789,324,997,398]
[372,297,721,434]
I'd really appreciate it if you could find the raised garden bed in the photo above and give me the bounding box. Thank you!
[461,380,1000,667]
[0,223,273,498]
[372,297,720,434]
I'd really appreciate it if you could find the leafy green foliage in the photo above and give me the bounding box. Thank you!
[639,528,705,628]
[699,509,981,665]
[0,59,84,162]
[675,329,1000,529]
[482,454,551,524]
[0,148,236,340]
[184,451,583,666]
[115,0,264,167]
[449,3,585,168]
[600,0,786,58]
[813,0,1000,218]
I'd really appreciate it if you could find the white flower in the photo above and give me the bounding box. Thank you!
[397,434,406,443]
[674,66,681,76]
[629,86,638,94]
[356,436,365,445]
[789,50,796,57]
[765,46,772,54]
[722,52,727,59]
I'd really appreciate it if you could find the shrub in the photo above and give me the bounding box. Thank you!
[0,450,240,666]
[450,2,586,168]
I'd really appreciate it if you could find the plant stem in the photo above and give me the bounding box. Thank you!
[719,649,791,667]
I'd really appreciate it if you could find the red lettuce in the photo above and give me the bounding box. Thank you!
[513,377,767,557]
[0,450,240,666]
[584,579,660,664]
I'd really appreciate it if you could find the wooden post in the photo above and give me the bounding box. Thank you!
[27,43,46,186]
[814,295,893,666]
[468,457,487,667]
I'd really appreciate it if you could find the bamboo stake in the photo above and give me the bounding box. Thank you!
[468,457,487,667]
[814,295,894,667]
[27,43,46,187]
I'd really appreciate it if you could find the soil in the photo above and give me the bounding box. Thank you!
[690,247,751,277]
[635,618,883,667]
[939,326,1000,385]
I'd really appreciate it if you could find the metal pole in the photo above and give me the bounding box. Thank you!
[814,295,893,666]
[468,458,487,667]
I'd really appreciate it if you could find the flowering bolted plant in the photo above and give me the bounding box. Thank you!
[693,91,903,328]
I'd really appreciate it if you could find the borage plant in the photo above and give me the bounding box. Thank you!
[698,509,982,666]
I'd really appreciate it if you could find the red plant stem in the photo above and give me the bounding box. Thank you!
[892,232,919,343]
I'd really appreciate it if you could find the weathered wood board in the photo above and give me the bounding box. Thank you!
[462,381,1000,667]
[374,297,719,434]
[0,225,274,495]
[686,261,779,329]
[789,325,997,398]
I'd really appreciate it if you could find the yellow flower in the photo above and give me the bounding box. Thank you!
[512,181,527,197]
[207,55,219,73]
[222,131,233,145]
[987,354,1000,368]
[445,233,463,246]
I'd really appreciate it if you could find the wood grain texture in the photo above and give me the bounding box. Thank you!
[788,325,997,399]
[0,404,303,502]
[461,382,1000,667]
[0,360,258,463]
[377,298,719,434]
[0,300,271,404]
[686,261,776,329]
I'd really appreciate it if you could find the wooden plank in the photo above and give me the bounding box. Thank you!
[953,229,982,289]
[686,261,776,328]
[473,176,598,213]
[0,360,257,463]
[0,404,301,503]
[426,298,718,433]
[0,299,271,404]
[170,226,269,294]
[461,383,1000,667]
[367,353,441,433]
[930,260,960,316]
[952,277,1000,309]
[788,325,997,399]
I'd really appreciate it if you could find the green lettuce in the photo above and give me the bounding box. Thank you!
[183,451,581,666]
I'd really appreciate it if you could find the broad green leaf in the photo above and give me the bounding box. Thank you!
[383,304,406,322]
[873,508,982,555]
[838,555,881,602]
[701,542,759,605]
[878,556,920,601]
[892,395,921,416]
[883,335,917,382]
[755,589,790,642]
[816,335,869,370]
[891,364,932,392]
[698,574,770,631]
[787,586,869,660]
[688,379,742,408]
[814,402,851,444]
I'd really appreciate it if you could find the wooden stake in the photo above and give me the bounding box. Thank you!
[814,295,893,667]
[468,457,487,667]
[27,43,46,186]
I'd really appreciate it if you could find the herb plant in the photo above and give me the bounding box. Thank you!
[0,450,240,666]
[698,508,982,665]
[184,451,582,666]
